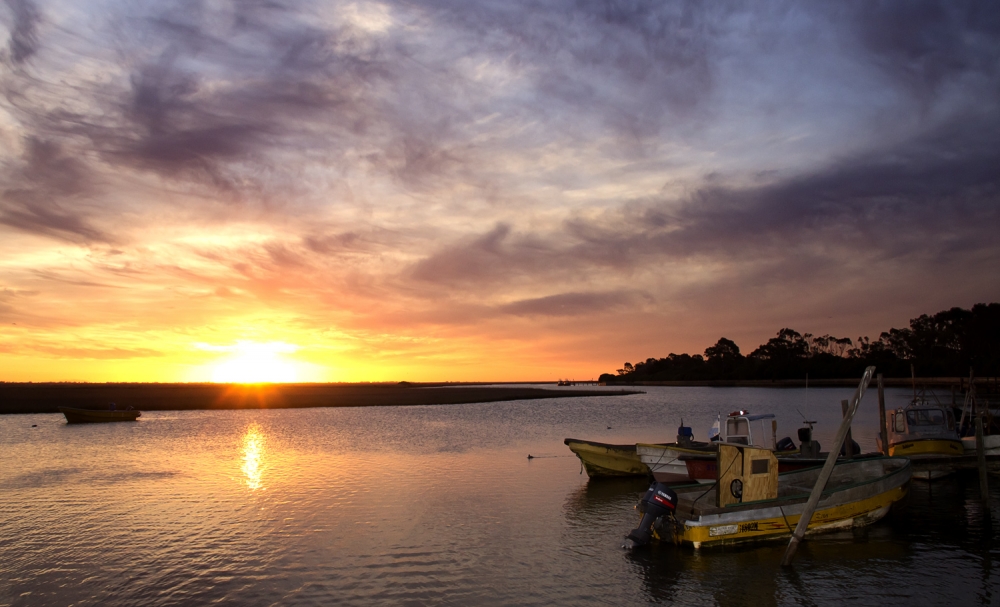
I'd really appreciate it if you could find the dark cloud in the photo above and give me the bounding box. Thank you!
[0,138,108,242]
[1,0,40,64]
[500,290,651,317]
[408,110,1000,287]
[850,0,1000,100]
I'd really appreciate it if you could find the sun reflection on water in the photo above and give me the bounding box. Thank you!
[241,423,267,490]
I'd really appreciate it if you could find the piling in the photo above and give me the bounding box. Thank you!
[976,415,990,509]
[841,400,854,459]
[877,374,888,455]
[782,366,875,567]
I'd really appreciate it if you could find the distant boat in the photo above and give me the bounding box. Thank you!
[563,438,652,477]
[59,406,141,424]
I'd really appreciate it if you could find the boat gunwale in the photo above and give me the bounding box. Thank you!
[672,456,911,519]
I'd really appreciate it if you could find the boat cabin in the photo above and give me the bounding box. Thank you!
[723,412,777,450]
[889,406,958,441]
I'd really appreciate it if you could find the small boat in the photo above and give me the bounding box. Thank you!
[636,420,716,483]
[564,438,652,477]
[59,406,141,423]
[878,402,962,479]
[626,446,911,549]
[673,411,826,483]
[961,434,1000,455]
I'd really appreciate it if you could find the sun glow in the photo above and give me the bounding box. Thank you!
[209,341,300,383]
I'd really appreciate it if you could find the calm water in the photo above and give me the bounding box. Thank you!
[1,386,997,606]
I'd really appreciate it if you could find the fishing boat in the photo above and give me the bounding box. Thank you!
[626,445,911,549]
[563,438,652,477]
[59,406,141,423]
[675,411,829,483]
[961,434,1000,456]
[636,420,717,483]
[877,402,962,479]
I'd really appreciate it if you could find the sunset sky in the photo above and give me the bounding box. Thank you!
[1,1,999,382]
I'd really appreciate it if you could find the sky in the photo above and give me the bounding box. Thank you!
[1,0,999,382]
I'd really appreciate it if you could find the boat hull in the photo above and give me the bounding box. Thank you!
[564,438,651,477]
[888,438,964,458]
[961,435,1000,456]
[661,457,911,548]
[59,407,141,423]
[636,443,714,483]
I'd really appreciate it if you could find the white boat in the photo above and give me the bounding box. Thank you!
[961,434,1000,456]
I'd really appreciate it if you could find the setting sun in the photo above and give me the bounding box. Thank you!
[208,342,300,383]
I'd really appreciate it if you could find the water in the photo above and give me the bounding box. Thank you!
[1,386,997,606]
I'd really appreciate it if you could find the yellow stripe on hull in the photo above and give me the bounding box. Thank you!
[888,439,964,457]
[666,484,908,548]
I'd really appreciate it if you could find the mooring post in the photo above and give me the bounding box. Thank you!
[841,399,854,459]
[877,374,888,456]
[977,415,990,509]
[782,366,875,567]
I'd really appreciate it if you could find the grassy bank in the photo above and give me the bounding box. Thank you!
[0,383,640,414]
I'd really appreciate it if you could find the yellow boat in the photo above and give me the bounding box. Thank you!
[878,403,963,479]
[59,406,141,423]
[626,445,910,549]
[564,438,652,477]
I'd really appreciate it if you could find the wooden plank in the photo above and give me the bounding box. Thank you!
[878,374,888,455]
[717,444,744,507]
[782,366,875,567]
[742,447,778,502]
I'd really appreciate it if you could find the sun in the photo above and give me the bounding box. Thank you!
[210,341,299,383]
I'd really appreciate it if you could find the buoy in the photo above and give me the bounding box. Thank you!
[31,424,37,427]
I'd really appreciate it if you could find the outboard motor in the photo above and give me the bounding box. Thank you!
[776,436,796,451]
[798,425,821,458]
[623,482,677,549]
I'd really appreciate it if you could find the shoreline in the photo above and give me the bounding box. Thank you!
[0,383,641,414]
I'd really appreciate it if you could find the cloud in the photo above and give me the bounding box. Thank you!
[1,0,40,64]
[500,290,651,317]
[0,137,109,243]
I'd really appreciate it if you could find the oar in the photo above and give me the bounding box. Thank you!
[781,366,875,567]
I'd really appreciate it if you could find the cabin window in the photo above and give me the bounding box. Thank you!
[751,459,769,474]
[727,419,749,436]
[906,409,945,427]
[946,410,955,430]
[894,412,905,432]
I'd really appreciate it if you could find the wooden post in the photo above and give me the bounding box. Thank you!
[972,370,991,509]
[782,366,875,567]
[878,374,888,456]
[977,415,990,509]
[841,400,854,458]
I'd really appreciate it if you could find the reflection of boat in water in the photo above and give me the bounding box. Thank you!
[626,445,911,549]
[59,406,141,423]
[878,401,962,479]
[564,438,652,477]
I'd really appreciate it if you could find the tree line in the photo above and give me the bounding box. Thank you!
[599,303,1000,383]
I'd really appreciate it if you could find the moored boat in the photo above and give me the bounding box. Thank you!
[878,402,963,479]
[961,434,1000,456]
[59,406,141,423]
[564,438,652,477]
[637,442,714,483]
[627,451,911,549]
